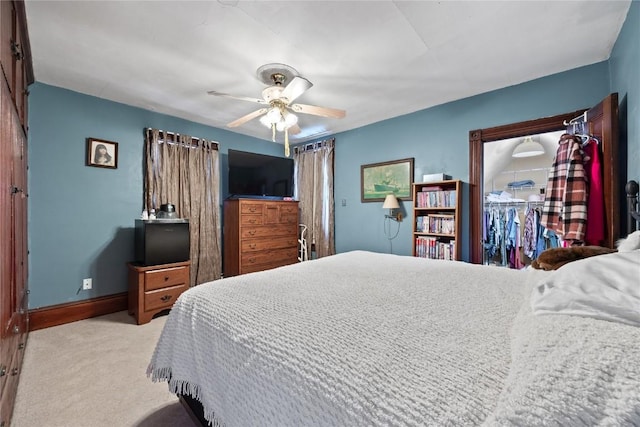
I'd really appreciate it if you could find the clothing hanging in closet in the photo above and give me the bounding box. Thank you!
[483,203,556,269]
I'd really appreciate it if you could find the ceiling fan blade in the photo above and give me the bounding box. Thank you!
[280,76,313,104]
[288,124,302,135]
[228,108,268,128]
[207,91,267,105]
[290,103,346,119]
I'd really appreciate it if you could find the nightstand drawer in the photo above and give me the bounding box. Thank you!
[144,266,189,291]
[144,284,188,312]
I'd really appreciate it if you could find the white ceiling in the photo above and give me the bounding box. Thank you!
[24,1,631,144]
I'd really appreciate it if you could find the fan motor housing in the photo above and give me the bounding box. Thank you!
[262,86,284,102]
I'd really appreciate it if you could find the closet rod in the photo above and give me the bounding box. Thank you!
[484,201,545,208]
[497,167,551,174]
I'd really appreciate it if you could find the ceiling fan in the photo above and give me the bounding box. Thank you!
[208,63,346,156]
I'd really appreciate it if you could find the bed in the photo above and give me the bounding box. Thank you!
[148,237,640,426]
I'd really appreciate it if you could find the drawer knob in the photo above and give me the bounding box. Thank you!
[18,342,24,350]
[11,368,18,376]
[164,276,169,281]
[248,230,256,236]
[0,365,6,377]
[160,295,172,302]
[248,258,256,263]
[249,207,256,212]
[13,325,19,334]
[249,244,256,249]
[249,219,256,223]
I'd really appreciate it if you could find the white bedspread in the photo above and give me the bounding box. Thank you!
[147,251,640,426]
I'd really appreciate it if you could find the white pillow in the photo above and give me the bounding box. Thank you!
[531,250,640,326]
[617,230,640,252]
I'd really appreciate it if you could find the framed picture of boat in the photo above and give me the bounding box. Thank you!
[361,158,414,202]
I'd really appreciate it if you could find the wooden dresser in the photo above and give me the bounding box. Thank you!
[128,261,190,325]
[223,199,299,277]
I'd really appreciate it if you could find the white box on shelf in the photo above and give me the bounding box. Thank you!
[422,173,452,183]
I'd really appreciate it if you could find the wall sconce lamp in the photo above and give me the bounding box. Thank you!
[383,194,402,222]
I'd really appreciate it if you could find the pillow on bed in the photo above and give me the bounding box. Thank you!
[531,250,640,326]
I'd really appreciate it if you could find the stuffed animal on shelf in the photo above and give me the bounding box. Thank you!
[531,246,617,270]
[531,230,640,271]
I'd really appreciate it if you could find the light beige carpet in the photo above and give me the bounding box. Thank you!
[12,311,197,427]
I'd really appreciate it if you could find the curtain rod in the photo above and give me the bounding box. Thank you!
[293,137,335,154]
[145,128,219,150]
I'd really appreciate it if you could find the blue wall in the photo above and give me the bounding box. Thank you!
[333,61,610,257]
[610,0,639,181]
[27,84,284,308]
[28,3,639,308]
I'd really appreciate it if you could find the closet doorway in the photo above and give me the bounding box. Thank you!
[482,131,562,267]
[468,93,621,264]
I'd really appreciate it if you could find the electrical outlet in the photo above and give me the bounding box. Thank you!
[82,278,92,290]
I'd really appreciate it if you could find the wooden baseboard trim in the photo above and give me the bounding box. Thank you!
[29,292,128,331]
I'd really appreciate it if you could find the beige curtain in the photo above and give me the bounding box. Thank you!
[294,138,335,258]
[144,128,221,286]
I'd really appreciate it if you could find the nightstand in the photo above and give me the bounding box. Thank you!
[128,260,190,325]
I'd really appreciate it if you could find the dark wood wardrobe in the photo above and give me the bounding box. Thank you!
[1,0,32,424]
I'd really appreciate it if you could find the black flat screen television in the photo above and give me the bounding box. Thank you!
[227,149,294,198]
[135,219,190,266]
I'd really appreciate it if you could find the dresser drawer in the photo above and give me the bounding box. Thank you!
[241,215,263,226]
[280,212,298,224]
[241,236,297,252]
[144,266,189,291]
[240,203,263,214]
[144,284,188,312]
[241,248,298,274]
[279,204,298,224]
[241,246,298,267]
[241,225,293,239]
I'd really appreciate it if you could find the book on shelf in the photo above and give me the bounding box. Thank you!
[414,237,456,260]
[416,189,457,208]
[416,215,455,234]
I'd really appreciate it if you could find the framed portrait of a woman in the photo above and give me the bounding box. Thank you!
[86,138,118,169]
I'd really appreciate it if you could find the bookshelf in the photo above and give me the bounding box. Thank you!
[412,179,462,260]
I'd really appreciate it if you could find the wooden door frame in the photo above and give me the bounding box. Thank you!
[468,98,620,264]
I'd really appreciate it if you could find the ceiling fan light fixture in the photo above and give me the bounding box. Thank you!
[266,107,281,122]
[284,111,298,127]
[513,136,545,158]
[259,114,271,128]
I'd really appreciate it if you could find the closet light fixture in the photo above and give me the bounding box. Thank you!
[383,194,402,222]
[512,136,545,158]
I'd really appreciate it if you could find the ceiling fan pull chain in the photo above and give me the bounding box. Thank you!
[285,129,290,157]
[272,124,276,142]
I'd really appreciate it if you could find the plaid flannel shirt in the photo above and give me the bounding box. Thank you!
[540,134,588,244]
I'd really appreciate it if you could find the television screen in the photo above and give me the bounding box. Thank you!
[228,149,294,198]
